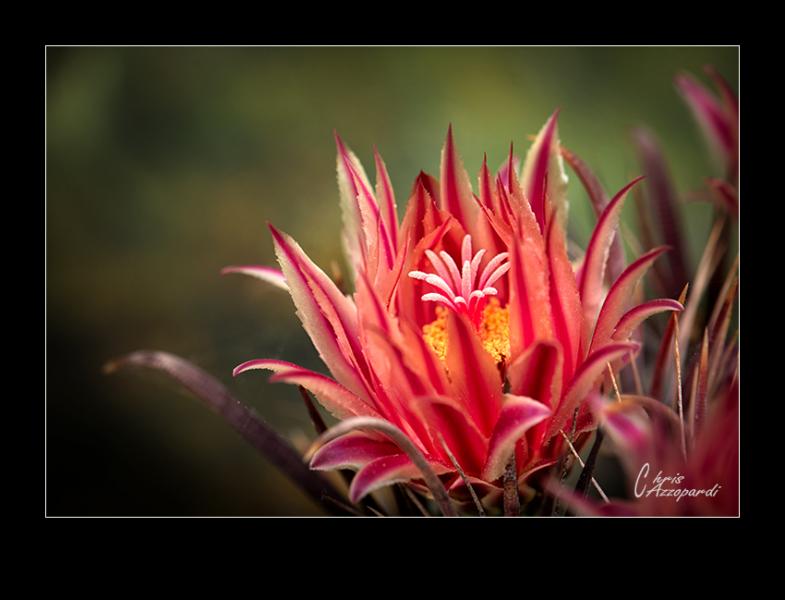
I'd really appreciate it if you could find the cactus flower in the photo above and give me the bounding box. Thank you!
[228,114,683,508]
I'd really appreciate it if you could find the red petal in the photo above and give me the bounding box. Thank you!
[561,145,627,286]
[374,147,399,253]
[612,298,684,341]
[507,340,563,409]
[497,148,521,194]
[508,219,553,357]
[335,133,394,274]
[349,455,409,503]
[675,72,737,178]
[589,246,669,353]
[707,178,738,218]
[440,125,477,232]
[233,358,381,420]
[546,216,582,383]
[483,394,551,481]
[413,395,488,477]
[220,265,289,291]
[445,311,504,436]
[548,342,639,438]
[591,395,653,476]
[521,110,562,231]
[507,340,563,456]
[578,177,645,351]
[310,432,399,471]
[269,224,371,401]
[632,129,689,294]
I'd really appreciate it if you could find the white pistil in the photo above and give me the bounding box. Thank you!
[408,234,510,324]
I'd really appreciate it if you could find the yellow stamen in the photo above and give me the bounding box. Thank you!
[422,297,510,363]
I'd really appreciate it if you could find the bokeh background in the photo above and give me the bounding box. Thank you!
[47,47,738,516]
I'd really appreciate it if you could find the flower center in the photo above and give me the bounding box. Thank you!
[408,234,511,362]
[422,298,510,363]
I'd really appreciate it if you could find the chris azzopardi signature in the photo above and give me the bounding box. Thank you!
[634,463,722,502]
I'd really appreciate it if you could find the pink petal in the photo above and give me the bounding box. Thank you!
[359,328,436,449]
[308,416,456,514]
[508,221,553,356]
[497,148,521,193]
[675,72,737,175]
[440,125,477,232]
[546,216,582,383]
[521,110,561,232]
[354,270,393,339]
[705,66,738,121]
[507,340,563,409]
[374,147,399,253]
[589,246,669,353]
[399,320,449,396]
[233,358,381,420]
[335,133,394,273]
[548,342,639,438]
[478,154,500,214]
[590,395,653,476]
[269,225,371,402]
[445,312,504,436]
[350,454,443,504]
[220,265,289,291]
[310,432,399,471]
[707,178,738,218]
[560,144,626,285]
[482,394,551,481]
[393,215,454,327]
[397,174,441,249]
[578,176,645,347]
[334,132,369,272]
[612,298,684,341]
[413,395,489,477]
[632,129,689,294]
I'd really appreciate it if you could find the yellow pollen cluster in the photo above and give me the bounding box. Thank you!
[422,297,510,363]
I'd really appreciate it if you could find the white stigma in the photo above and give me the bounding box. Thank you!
[408,234,510,324]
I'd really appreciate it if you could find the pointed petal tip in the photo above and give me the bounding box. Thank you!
[332,129,343,145]
[232,358,297,378]
[444,124,456,150]
[232,358,272,377]
[544,108,561,129]
[629,174,646,186]
[333,131,354,160]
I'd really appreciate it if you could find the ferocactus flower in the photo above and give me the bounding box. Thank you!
[228,115,682,508]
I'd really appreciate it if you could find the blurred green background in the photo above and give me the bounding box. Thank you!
[46,47,738,516]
